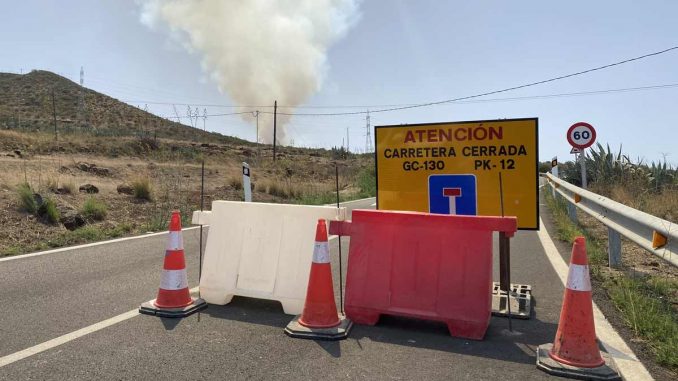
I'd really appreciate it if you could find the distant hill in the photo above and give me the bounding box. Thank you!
[0,70,249,145]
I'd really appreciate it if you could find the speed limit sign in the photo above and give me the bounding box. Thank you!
[567,122,596,149]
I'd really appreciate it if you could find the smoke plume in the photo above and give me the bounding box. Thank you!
[139,0,361,143]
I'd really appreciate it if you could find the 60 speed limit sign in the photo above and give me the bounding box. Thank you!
[567,122,596,149]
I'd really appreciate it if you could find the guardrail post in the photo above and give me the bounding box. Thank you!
[607,228,622,268]
[566,201,577,224]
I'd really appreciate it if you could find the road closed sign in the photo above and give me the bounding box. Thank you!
[375,118,539,230]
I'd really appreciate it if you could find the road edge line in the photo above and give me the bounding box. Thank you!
[0,226,203,263]
[2,197,375,263]
[0,287,200,368]
[537,217,654,381]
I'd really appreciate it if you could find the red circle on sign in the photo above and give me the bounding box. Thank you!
[567,122,596,149]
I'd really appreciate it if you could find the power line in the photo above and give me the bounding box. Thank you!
[262,46,678,116]
[154,82,678,120]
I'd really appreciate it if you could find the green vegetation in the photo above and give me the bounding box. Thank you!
[81,197,107,221]
[132,177,153,201]
[544,189,677,370]
[556,143,677,221]
[17,182,37,213]
[0,223,135,257]
[605,275,678,368]
[356,166,376,198]
[39,198,60,224]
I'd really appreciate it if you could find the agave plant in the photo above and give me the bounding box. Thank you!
[585,143,648,186]
[648,160,676,192]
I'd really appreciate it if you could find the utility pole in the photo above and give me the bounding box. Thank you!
[78,66,85,129]
[254,110,260,156]
[346,127,350,159]
[51,87,58,143]
[273,100,277,162]
[365,110,372,153]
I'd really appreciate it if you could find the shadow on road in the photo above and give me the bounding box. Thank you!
[202,296,291,328]
[345,313,558,366]
[200,295,558,365]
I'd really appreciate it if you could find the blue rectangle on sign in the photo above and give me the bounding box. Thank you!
[428,174,477,215]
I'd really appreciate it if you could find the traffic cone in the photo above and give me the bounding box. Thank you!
[140,211,207,318]
[536,237,620,380]
[285,219,352,340]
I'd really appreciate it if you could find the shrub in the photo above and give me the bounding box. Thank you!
[39,198,60,224]
[229,176,243,191]
[17,182,37,213]
[132,177,153,201]
[357,167,376,198]
[46,178,59,193]
[61,182,75,194]
[82,197,107,221]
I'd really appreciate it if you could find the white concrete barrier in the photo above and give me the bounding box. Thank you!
[192,201,346,314]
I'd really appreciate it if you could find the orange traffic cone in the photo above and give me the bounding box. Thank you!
[537,237,620,380]
[140,211,207,318]
[285,219,352,340]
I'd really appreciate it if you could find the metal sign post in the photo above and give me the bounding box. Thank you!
[580,150,587,189]
[566,122,596,189]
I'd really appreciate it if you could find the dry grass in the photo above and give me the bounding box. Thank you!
[131,177,153,201]
[589,183,678,222]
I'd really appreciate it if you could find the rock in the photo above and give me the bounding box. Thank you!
[13,149,22,158]
[5,153,15,158]
[117,184,134,195]
[76,162,111,176]
[79,184,99,194]
[92,167,111,176]
[77,162,93,171]
[60,213,86,231]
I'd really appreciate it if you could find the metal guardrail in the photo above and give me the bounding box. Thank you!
[544,173,677,268]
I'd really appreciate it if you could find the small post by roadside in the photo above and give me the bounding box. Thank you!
[242,162,252,202]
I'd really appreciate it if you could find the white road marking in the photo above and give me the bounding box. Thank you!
[2,197,375,263]
[537,218,653,381]
[0,287,200,368]
[0,226,203,263]
[0,199,374,367]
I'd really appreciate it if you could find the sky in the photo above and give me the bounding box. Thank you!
[1,0,677,165]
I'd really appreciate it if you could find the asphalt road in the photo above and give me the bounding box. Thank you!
[0,197,610,380]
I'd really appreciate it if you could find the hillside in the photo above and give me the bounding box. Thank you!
[0,70,375,257]
[0,70,248,145]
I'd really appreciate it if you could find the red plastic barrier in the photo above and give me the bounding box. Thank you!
[330,209,516,340]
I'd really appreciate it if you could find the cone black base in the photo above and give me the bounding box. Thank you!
[536,344,621,381]
[139,297,207,318]
[284,315,353,341]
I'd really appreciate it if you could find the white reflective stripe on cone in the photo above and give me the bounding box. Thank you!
[166,231,183,251]
[160,269,189,290]
[312,242,330,263]
[565,264,592,291]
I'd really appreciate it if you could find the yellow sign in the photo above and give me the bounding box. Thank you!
[375,118,539,230]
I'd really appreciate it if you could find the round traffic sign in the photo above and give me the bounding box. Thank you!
[567,122,596,149]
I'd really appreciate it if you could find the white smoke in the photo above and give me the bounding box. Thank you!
[139,0,361,143]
